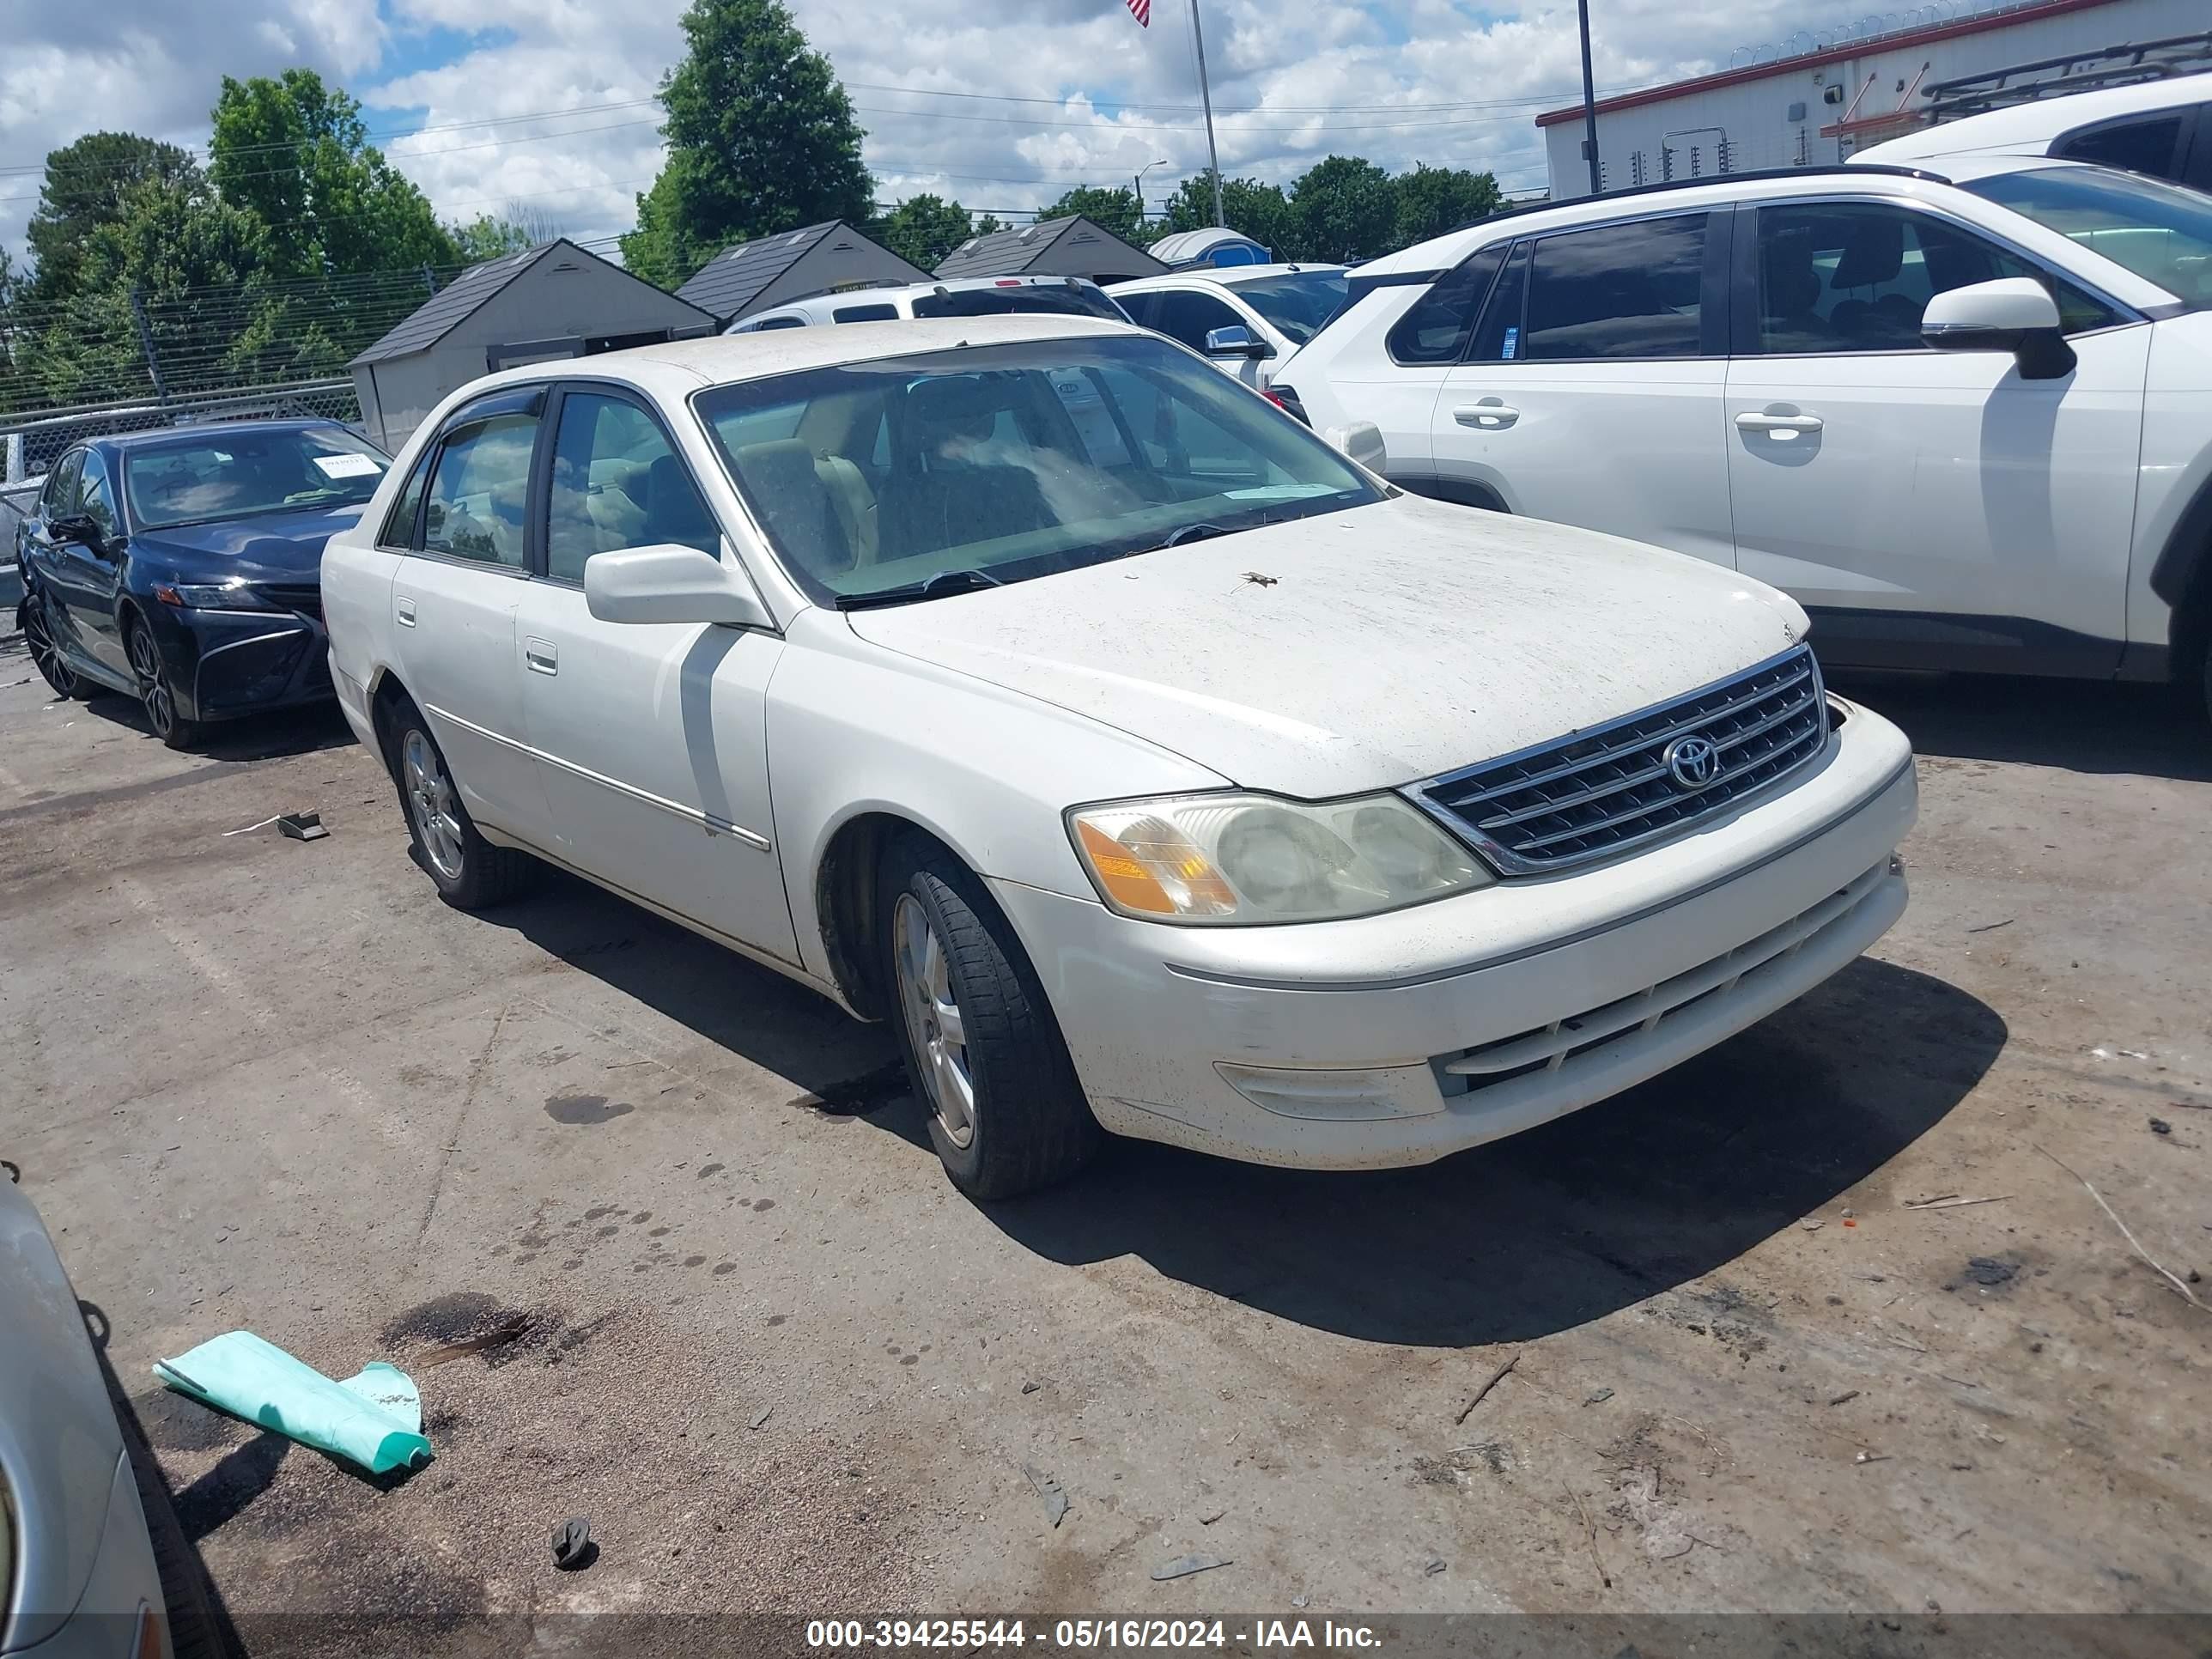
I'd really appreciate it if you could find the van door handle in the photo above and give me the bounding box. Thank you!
[526,638,558,676]
[1453,398,1519,428]
[1735,410,1824,434]
[395,596,416,627]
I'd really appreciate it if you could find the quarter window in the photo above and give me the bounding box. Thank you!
[380,446,434,549]
[1469,242,1530,362]
[422,409,538,568]
[1750,202,2117,355]
[1144,289,1246,352]
[544,392,719,581]
[1388,243,1505,365]
[2055,113,2187,179]
[1525,214,1709,360]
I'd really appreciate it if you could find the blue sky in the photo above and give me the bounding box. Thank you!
[0,0,1852,259]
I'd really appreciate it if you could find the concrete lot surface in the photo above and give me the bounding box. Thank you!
[2,629,2207,1650]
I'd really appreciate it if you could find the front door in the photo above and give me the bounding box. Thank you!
[1431,210,1738,570]
[1723,199,2149,671]
[517,386,797,963]
[60,451,131,676]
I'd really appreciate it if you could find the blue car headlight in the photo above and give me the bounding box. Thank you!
[153,580,276,611]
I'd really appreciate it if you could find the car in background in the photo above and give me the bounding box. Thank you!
[1851,70,2212,191]
[725,275,1130,332]
[1111,264,1349,389]
[14,421,390,749]
[1279,158,2212,720]
[322,315,1914,1202]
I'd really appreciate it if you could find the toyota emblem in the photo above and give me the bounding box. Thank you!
[1663,733,1722,792]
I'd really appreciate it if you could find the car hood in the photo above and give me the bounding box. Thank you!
[130,501,366,584]
[845,495,1810,798]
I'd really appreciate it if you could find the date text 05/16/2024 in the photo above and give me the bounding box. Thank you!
[804,1620,1385,1650]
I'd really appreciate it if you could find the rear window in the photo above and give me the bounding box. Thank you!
[909,283,1129,322]
[1525,213,1711,360]
[833,303,899,323]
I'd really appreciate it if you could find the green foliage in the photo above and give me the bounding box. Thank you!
[209,70,459,277]
[24,132,201,306]
[1392,164,1504,249]
[1291,155,1398,263]
[871,195,979,270]
[452,215,541,263]
[1033,185,1146,244]
[970,213,1011,238]
[619,0,873,288]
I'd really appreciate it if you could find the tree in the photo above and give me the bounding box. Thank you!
[1291,155,1397,262]
[24,133,200,305]
[619,0,873,289]
[451,201,567,261]
[872,194,977,270]
[1393,165,1504,249]
[1033,185,1145,244]
[1156,175,1300,258]
[210,70,459,278]
[971,213,1011,238]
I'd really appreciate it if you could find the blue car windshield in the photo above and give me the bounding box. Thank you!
[125,428,391,531]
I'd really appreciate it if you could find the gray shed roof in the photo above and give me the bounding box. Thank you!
[933,215,1164,281]
[349,240,707,366]
[675,221,845,318]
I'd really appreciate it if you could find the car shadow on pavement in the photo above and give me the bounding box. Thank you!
[1831,669,2211,781]
[977,957,2006,1348]
[70,690,360,763]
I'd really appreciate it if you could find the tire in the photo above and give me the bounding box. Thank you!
[387,705,534,909]
[126,617,204,750]
[878,836,1101,1199]
[19,589,89,700]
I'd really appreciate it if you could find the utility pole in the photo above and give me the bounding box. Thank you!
[1134,157,1170,226]
[1577,0,1603,195]
[1190,0,1226,226]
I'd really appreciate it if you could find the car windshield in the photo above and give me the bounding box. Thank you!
[1231,271,1352,344]
[908,283,1130,322]
[125,427,391,531]
[693,333,1381,607]
[1964,165,2212,308]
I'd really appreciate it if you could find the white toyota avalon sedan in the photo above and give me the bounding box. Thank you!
[322,315,1917,1200]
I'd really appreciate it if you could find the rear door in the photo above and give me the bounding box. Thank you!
[21,451,92,657]
[392,387,550,842]
[1431,210,1738,568]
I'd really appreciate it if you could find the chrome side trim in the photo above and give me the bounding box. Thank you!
[1162,752,1912,994]
[422,701,773,854]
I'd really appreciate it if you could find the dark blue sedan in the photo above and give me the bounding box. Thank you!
[14,420,390,748]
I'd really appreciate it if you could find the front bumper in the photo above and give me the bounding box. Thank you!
[991,700,1917,1170]
[147,601,333,725]
[3,1452,169,1659]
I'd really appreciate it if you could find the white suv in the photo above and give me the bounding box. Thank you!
[1109,264,1348,388]
[726,275,1128,331]
[1281,160,2212,717]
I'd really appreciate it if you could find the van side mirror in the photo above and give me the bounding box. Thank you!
[1922,278,2075,380]
[583,543,775,630]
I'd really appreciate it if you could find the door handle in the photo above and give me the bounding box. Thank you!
[1735,410,1824,434]
[526,638,558,676]
[395,596,416,627]
[1453,398,1519,428]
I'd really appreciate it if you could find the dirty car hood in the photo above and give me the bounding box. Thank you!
[845,495,1809,798]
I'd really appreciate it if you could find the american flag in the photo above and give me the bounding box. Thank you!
[1125,0,1150,24]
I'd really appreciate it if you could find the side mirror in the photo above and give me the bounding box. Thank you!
[584,543,775,630]
[1922,278,2075,380]
[48,513,107,552]
[1204,325,1273,361]
[1323,421,1388,474]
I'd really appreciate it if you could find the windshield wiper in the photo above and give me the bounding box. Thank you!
[1160,521,1232,548]
[835,567,1004,611]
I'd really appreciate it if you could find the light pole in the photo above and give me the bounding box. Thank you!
[1189,0,1226,226]
[1133,157,1171,225]
[1577,0,1603,195]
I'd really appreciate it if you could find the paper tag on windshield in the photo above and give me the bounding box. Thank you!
[313,453,382,479]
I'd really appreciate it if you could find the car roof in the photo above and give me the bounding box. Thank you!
[1114,263,1347,292]
[1852,70,2212,164]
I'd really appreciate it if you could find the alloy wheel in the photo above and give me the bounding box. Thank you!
[893,891,975,1150]
[402,729,466,881]
[127,625,176,738]
[21,598,73,697]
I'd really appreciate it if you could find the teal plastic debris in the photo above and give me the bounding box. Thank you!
[153,1331,433,1476]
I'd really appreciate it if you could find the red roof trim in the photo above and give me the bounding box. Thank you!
[1534,0,2126,127]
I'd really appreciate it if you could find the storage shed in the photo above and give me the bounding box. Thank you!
[676,220,932,325]
[1148,227,1273,269]
[349,240,714,451]
[933,216,1167,285]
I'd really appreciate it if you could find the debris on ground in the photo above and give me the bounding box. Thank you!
[1966,918,2014,933]
[1829,1390,1861,1407]
[1455,1351,1521,1424]
[1200,1510,1225,1526]
[1424,1557,1447,1576]
[1152,1554,1230,1581]
[1583,1388,1614,1406]
[750,1406,773,1430]
[552,1516,594,1571]
[1021,1381,1042,1395]
[153,1330,430,1475]
[276,810,328,842]
[2036,1143,2210,1313]
[2149,1118,2172,1136]
[221,815,284,838]
[1023,1462,1070,1528]
[1959,1257,2018,1288]
[1905,1194,2013,1212]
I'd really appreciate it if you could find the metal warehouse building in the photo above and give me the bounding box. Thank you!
[349,240,714,452]
[1539,0,2208,200]
[675,220,932,325]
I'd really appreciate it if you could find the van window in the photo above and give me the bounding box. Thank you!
[1524,214,1708,360]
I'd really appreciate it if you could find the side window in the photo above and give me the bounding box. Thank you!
[422,409,538,568]
[1389,243,1506,365]
[1146,289,1245,351]
[751,315,806,331]
[1469,242,1530,362]
[78,453,118,538]
[1526,214,1708,360]
[380,445,434,549]
[1750,203,2117,356]
[544,392,719,582]
[832,303,898,323]
[2057,113,2186,180]
[44,451,83,518]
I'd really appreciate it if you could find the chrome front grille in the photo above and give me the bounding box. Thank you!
[1410,647,1828,875]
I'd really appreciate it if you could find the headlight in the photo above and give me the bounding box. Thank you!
[155,580,274,611]
[1067,791,1493,924]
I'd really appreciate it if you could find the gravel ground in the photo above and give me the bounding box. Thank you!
[2,630,2207,1650]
